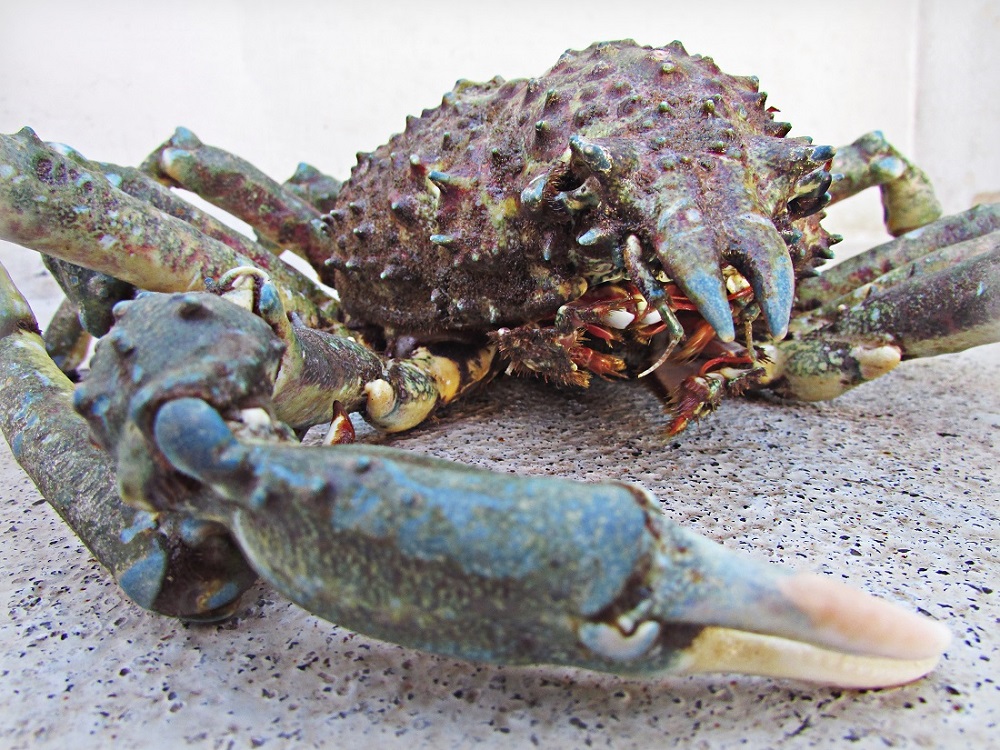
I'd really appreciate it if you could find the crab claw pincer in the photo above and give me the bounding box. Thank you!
[145,396,948,688]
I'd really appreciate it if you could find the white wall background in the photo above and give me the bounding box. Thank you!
[1,0,997,248]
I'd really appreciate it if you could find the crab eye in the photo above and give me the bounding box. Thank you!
[518,163,589,215]
[554,179,601,215]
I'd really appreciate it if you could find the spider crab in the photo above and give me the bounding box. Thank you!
[0,40,997,690]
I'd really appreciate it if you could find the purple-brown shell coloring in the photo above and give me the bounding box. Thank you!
[319,40,839,343]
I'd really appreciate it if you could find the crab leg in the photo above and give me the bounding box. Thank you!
[42,296,91,375]
[761,230,1000,400]
[141,127,337,264]
[0,128,330,327]
[212,268,496,433]
[807,229,1000,320]
[141,395,949,688]
[42,255,135,333]
[48,140,311,278]
[0,262,257,620]
[797,203,1000,308]
[827,131,942,236]
[811,245,1000,357]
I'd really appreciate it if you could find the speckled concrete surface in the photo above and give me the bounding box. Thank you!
[0,246,998,749]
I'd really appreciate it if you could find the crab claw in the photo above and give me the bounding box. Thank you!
[0,264,257,622]
[147,396,948,688]
[630,518,949,687]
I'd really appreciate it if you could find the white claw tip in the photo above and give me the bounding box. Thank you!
[676,627,945,689]
[851,344,902,382]
[666,573,950,688]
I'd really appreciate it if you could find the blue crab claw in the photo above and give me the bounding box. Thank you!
[151,397,949,688]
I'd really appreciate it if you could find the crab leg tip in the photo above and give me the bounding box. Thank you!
[853,344,902,382]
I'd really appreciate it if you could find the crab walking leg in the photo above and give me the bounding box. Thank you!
[0,128,327,327]
[808,229,1000,318]
[797,204,1000,308]
[0,263,257,620]
[141,127,336,264]
[815,246,1000,357]
[45,140,336,317]
[145,396,949,688]
[271,311,495,434]
[42,296,91,375]
[215,270,497,433]
[42,256,135,335]
[282,163,344,214]
[761,241,1000,400]
[827,131,942,236]
[52,142,298,265]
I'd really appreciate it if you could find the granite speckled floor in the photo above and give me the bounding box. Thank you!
[1,247,998,748]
